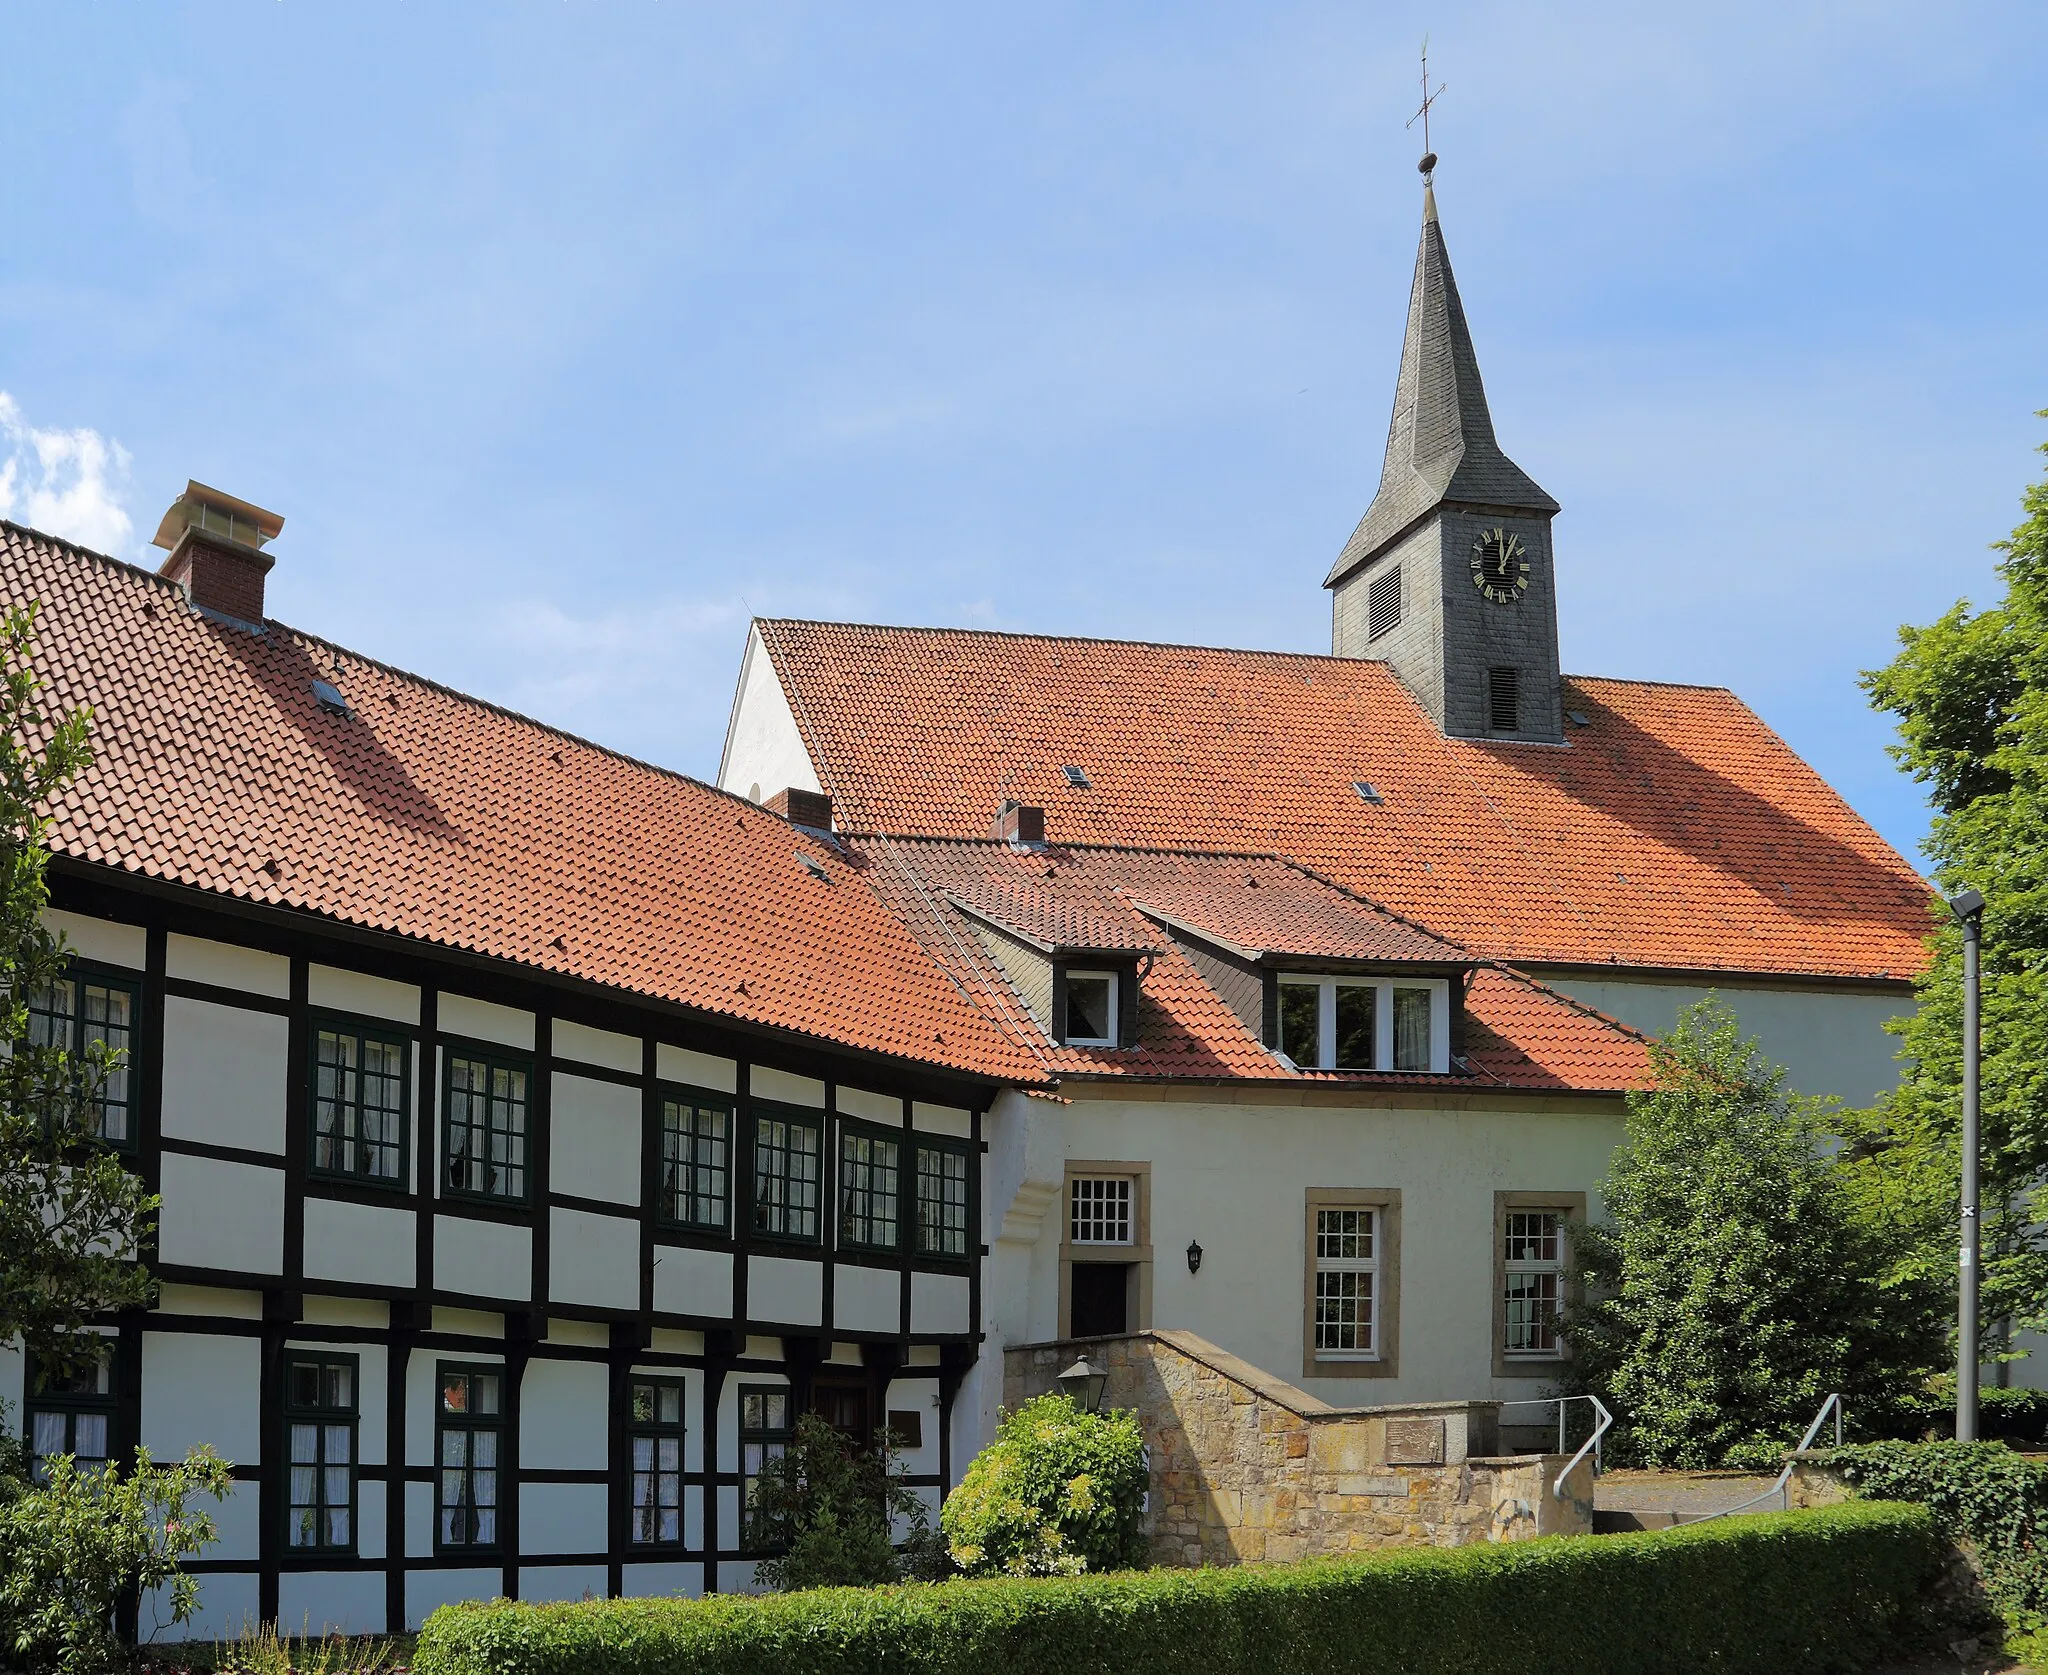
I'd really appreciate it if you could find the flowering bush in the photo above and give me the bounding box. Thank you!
[940,1394,1146,1576]
[0,1436,231,1675]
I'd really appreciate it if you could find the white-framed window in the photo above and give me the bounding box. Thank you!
[1069,1175,1133,1245]
[1502,1211,1564,1357]
[1275,976,1448,1073]
[1312,1207,1378,1359]
[1062,970,1119,1046]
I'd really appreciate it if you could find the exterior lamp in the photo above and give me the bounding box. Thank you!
[1186,1239,1203,1274]
[1056,1356,1108,1414]
[1950,887,1986,1442]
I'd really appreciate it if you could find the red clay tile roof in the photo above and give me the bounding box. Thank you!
[857,838,1650,1090]
[1,523,1043,1087]
[756,620,1936,982]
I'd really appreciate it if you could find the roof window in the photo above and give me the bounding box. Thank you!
[1566,709,1591,728]
[1061,765,1092,789]
[310,678,351,716]
[796,852,831,883]
[1352,780,1384,805]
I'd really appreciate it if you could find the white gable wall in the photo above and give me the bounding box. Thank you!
[716,623,822,804]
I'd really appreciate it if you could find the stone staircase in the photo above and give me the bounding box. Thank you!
[1591,1469,1782,1532]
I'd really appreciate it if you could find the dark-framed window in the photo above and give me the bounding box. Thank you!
[751,1105,821,1242]
[838,1124,900,1250]
[27,965,141,1148]
[311,1016,409,1186]
[443,1048,530,1203]
[915,1141,971,1260]
[436,1364,504,1550]
[626,1376,685,1548]
[283,1352,358,1553]
[660,1088,730,1232]
[24,1341,118,1483]
[738,1385,792,1533]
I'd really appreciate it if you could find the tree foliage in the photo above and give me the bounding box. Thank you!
[1562,1000,1942,1467]
[0,602,158,1378]
[745,1412,940,1590]
[940,1394,1147,1576]
[0,1443,232,1675]
[1850,424,2048,1351]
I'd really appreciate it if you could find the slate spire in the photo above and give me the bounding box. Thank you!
[1324,179,1557,589]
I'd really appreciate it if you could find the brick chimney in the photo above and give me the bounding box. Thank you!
[765,787,833,832]
[152,482,284,627]
[992,800,1045,847]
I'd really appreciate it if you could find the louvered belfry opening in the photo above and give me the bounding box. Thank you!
[1366,563,1402,641]
[1488,667,1520,733]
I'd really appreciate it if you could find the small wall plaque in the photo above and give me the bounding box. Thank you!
[1385,1417,1446,1466]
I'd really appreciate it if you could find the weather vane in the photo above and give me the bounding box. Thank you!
[1406,36,1446,184]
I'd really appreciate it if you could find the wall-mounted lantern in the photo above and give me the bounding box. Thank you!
[1186,1239,1204,1274]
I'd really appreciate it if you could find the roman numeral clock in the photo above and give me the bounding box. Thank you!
[1470,528,1530,604]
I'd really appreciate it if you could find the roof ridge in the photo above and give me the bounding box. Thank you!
[2,518,775,819]
[1563,673,1738,696]
[759,615,1394,668]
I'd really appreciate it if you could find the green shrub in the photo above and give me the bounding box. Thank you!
[744,1413,938,1591]
[412,1501,1937,1675]
[1831,1440,2048,1630]
[939,1394,1146,1576]
[0,1442,232,1675]
[1885,1386,2048,1446]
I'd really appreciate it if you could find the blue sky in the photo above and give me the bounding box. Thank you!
[2,2,2043,870]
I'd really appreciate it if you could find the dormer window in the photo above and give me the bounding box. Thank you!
[1275,976,1449,1074]
[1062,969,1119,1047]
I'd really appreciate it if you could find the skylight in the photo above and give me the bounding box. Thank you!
[310,678,351,716]
[796,852,831,883]
[1352,780,1383,805]
[1061,765,1091,789]
[1566,710,1591,728]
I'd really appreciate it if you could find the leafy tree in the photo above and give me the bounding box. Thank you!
[941,1393,1147,1576]
[0,1444,231,1674]
[1562,1000,1942,1467]
[0,603,158,1379]
[745,1412,939,1590]
[1852,426,2048,1359]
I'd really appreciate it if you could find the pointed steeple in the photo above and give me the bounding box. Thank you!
[1324,180,1556,589]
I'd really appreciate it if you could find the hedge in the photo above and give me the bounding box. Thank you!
[412,1501,1937,1675]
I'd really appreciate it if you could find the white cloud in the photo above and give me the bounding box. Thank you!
[0,394,135,555]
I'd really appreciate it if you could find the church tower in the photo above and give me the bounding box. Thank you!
[1326,166,1562,744]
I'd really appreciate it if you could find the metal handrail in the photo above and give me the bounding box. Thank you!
[1700,1392,1845,1520]
[1500,1393,1613,1500]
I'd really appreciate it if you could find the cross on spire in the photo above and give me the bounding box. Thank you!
[1405,38,1446,181]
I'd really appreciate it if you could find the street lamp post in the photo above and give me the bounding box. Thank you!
[1951,887,1985,1443]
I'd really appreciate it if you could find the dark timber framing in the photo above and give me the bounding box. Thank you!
[32,858,994,1628]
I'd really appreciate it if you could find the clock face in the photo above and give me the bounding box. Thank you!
[1470,528,1530,604]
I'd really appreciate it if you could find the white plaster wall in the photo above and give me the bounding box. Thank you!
[279,1570,386,1636]
[550,1073,641,1204]
[837,1085,900,1124]
[439,995,535,1051]
[167,934,289,998]
[716,623,823,802]
[356,1481,388,1560]
[158,1154,284,1275]
[161,997,290,1154]
[748,1255,823,1326]
[914,1101,973,1138]
[405,1568,501,1626]
[623,1559,702,1599]
[752,1067,825,1109]
[309,965,421,1025]
[44,908,146,969]
[0,1341,20,1416]
[304,1198,416,1290]
[435,1216,533,1301]
[521,1359,609,1471]
[883,1374,943,1476]
[142,1331,263,1463]
[143,1571,260,1643]
[655,1245,734,1317]
[554,1019,641,1074]
[834,1261,900,1333]
[659,1045,736,1094]
[519,1486,607,1556]
[911,1271,970,1336]
[1531,974,1912,1107]
[549,1207,639,1310]
[715,1557,763,1595]
[968,1085,1626,1450]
